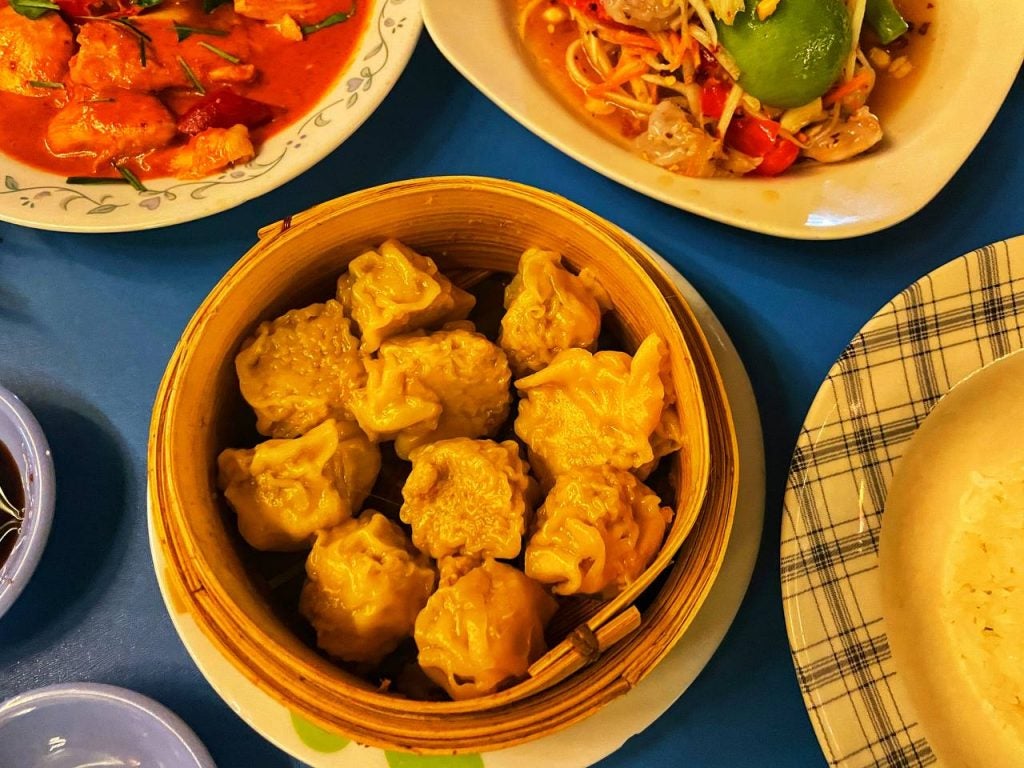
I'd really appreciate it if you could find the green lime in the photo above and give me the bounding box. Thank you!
[716,0,852,108]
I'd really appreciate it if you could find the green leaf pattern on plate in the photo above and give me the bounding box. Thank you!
[384,752,485,768]
[289,711,350,753]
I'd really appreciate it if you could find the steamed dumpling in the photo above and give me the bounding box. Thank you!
[514,333,668,486]
[498,248,610,377]
[401,438,535,565]
[414,559,556,700]
[300,511,436,664]
[349,328,512,459]
[525,466,672,598]
[235,300,365,438]
[217,419,381,551]
[340,239,475,353]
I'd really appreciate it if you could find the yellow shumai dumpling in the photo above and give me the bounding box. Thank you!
[235,300,365,438]
[638,403,684,479]
[525,466,672,598]
[401,438,535,562]
[414,559,557,700]
[514,333,668,486]
[342,240,476,353]
[349,328,512,459]
[217,419,381,551]
[498,248,610,377]
[300,511,436,664]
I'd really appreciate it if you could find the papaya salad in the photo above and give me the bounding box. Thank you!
[516,0,928,177]
[0,0,365,183]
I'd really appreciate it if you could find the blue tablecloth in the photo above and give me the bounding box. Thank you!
[0,33,1021,768]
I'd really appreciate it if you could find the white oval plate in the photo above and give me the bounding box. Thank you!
[148,252,766,768]
[0,0,420,233]
[421,0,1023,240]
[782,234,1024,767]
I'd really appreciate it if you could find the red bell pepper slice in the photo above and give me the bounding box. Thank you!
[177,88,274,136]
[725,115,799,177]
[57,0,140,17]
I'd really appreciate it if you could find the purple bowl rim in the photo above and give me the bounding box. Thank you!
[0,681,217,767]
[0,383,55,620]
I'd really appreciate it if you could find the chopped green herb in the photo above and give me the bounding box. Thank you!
[198,41,241,64]
[134,0,164,7]
[114,164,147,192]
[66,176,130,185]
[178,56,206,95]
[9,0,59,19]
[91,16,153,41]
[172,21,229,42]
[201,0,231,13]
[301,3,357,35]
[28,80,65,90]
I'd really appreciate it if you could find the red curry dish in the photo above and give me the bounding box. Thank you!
[0,0,366,182]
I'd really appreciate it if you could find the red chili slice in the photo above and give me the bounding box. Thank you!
[58,0,140,17]
[177,88,274,136]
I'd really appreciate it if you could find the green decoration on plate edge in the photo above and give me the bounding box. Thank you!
[385,751,485,768]
[290,711,350,753]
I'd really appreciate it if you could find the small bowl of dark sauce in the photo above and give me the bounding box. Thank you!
[0,384,55,619]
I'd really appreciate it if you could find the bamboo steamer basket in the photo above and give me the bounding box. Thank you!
[149,176,738,754]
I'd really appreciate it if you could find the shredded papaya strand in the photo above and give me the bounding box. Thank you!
[823,68,873,107]
[673,31,690,69]
[586,56,650,96]
[845,0,868,81]
[715,80,743,137]
[687,0,718,47]
[565,38,602,91]
[689,37,701,72]
[595,27,661,50]
[777,126,808,149]
[579,22,614,77]
[600,90,658,114]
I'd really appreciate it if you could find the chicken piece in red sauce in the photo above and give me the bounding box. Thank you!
[70,18,254,93]
[46,90,177,164]
[0,7,74,97]
[168,124,255,178]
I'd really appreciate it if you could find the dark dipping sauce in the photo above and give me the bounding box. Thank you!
[0,440,24,570]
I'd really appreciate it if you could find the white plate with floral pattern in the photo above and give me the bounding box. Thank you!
[0,0,420,233]
[148,251,766,768]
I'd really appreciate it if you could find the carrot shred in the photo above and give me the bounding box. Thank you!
[822,69,873,107]
[586,57,650,96]
[595,28,661,50]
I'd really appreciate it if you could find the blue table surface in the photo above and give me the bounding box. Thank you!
[0,31,1020,768]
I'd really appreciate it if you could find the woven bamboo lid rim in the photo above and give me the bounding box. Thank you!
[148,176,736,752]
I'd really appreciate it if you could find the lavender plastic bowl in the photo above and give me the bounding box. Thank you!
[0,384,55,620]
[0,683,217,767]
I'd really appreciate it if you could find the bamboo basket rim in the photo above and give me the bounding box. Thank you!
[148,175,738,752]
